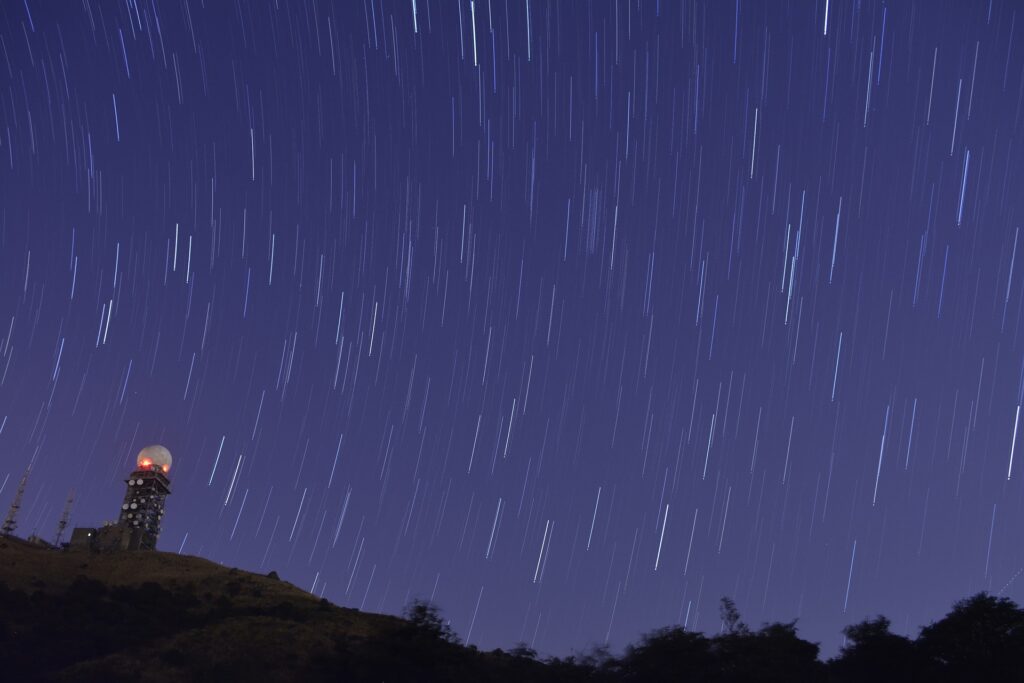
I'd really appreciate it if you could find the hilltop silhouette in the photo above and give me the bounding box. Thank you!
[1,536,1021,681]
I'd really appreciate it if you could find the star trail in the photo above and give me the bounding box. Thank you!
[1,0,1023,657]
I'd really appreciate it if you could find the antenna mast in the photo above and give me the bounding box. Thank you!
[2,466,30,537]
[54,489,74,545]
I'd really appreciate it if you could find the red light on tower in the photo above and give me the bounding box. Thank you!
[135,445,171,474]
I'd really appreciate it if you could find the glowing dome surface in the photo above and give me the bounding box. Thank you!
[137,445,172,472]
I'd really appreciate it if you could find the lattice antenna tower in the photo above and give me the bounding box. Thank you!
[54,489,75,545]
[2,466,31,537]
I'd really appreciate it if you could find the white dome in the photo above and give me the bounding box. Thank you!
[137,445,172,472]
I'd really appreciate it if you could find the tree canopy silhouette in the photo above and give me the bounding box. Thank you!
[916,593,1024,681]
[830,615,925,682]
[403,598,461,644]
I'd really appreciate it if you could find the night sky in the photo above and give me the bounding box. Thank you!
[1,0,1023,658]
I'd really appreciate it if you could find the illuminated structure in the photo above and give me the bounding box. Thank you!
[69,446,173,552]
[117,446,172,550]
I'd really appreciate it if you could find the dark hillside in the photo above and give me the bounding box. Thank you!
[4,537,1024,682]
[0,538,558,682]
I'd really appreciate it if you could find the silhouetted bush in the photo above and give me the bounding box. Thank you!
[830,615,926,682]
[509,642,538,659]
[615,626,711,681]
[403,598,460,644]
[713,619,824,682]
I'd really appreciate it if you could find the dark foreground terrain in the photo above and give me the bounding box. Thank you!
[0,536,557,682]
[1,537,1023,682]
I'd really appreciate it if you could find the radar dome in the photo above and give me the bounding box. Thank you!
[137,445,172,473]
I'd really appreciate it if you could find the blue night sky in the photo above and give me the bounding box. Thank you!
[1,0,1023,657]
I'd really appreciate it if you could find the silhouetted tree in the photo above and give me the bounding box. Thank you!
[403,598,460,644]
[916,592,1024,682]
[713,601,823,682]
[508,641,538,660]
[578,643,615,669]
[829,615,927,682]
[616,626,717,682]
[720,596,749,635]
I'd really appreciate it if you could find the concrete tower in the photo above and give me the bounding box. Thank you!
[116,446,172,550]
